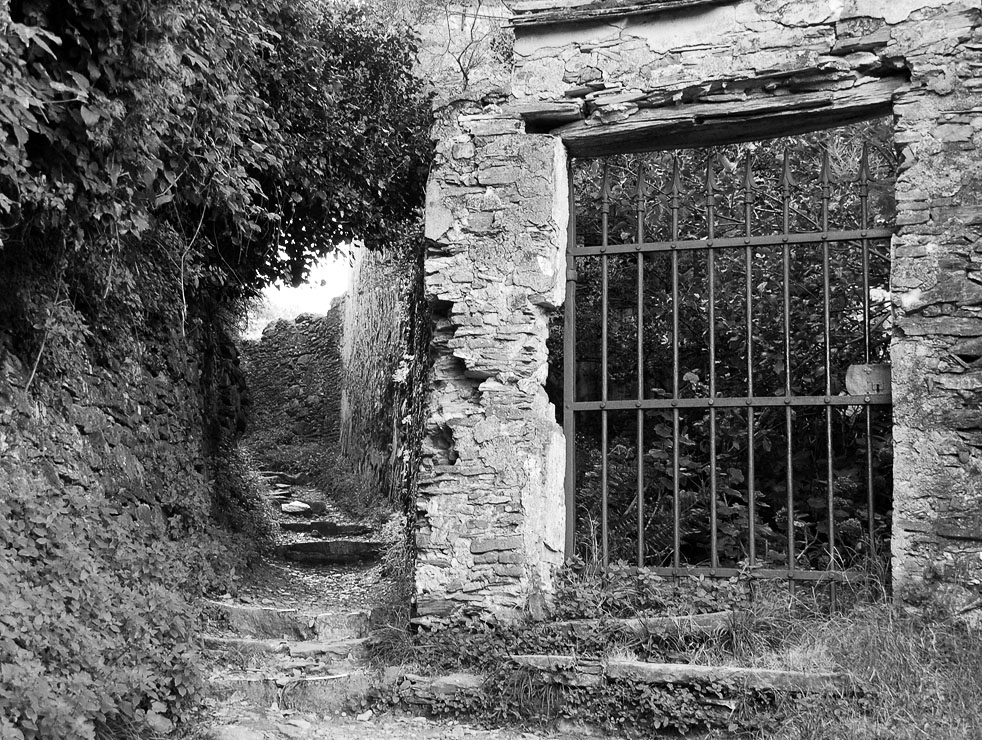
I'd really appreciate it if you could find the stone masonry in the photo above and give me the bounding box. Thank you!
[419,115,568,622]
[240,308,344,452]
[421,0,982,619]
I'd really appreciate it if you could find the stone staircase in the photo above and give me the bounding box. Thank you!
[202,599,380,714]
[198,469,852,732]
[200,469,393,717]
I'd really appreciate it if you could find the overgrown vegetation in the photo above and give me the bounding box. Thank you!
[551,119,897,571]
[0,466,262,740]
[368,563,982,738]
[0,0,431,736]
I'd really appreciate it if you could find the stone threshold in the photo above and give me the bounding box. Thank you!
[551,610,737,637]
[511,654,851,694]
[507,0,734,28]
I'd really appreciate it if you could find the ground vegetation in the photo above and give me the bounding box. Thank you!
[369,563,982,739]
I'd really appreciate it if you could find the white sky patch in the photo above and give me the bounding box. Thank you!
[241,251,352,339]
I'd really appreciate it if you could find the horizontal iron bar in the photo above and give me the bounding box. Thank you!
[571,228,893,257]
[573,393,891,411]
[638,565,869,584]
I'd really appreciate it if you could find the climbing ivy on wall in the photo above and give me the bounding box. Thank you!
[0,1,432,737]
[341,227,431,512]
[0,0,432,372]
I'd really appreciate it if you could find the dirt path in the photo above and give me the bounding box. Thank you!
[195,469,613,740]
[196,702,598,740]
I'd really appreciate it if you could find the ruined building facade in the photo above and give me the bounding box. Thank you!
[418,0,982,621]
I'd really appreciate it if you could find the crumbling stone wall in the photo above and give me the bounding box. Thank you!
[340,245,428,508]
[0,327,214,525]
[422,0,982,619]
[420,109,569,623]
[240,307,344,453]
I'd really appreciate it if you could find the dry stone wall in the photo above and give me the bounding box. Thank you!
[239,307,344,455]
[422,0,982,619]
[339,244,428,509]
[0,326,214,527]
[420,106,569,623]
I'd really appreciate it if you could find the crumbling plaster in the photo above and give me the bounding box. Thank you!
[420,0,982,621]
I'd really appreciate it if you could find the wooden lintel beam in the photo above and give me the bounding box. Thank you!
[505,99,585,130]
[507,0,735,28]
[557,76,905,158]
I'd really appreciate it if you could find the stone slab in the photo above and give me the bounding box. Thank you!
[552,610,737,638]
[606,659,850,694]
[203,601,372,642]
[280,521,373,537]
[276,540,383,565]
[204,600,313,641]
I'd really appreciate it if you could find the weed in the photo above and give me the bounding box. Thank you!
[368,564,982,739]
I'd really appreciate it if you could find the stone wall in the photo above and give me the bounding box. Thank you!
[239,307,344,455]
[0,324,214,527]
[340,245,426,508]
[422,0,982,618]
[420,105,569,623]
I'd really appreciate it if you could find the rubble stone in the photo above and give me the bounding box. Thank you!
[420,0,982,620]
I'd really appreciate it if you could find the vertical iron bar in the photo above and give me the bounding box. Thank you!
[707,155,718,572]
[782,149,795,585]
[671,158,682,573]
[636,163,646,567]
[821,150,837,608]
[744,155,756,568]
[859,145,876,552]
[564,162,578,557]
[601,163,610,569]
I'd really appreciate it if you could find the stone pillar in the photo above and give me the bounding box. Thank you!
[417,100,567,623]
[889,5,982,614]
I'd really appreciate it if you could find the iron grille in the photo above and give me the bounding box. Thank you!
[562,120,896,588]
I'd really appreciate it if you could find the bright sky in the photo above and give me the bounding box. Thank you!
[241,251,352,339]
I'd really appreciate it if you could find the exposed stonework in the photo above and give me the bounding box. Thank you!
[423,0,982,619]
[419,107,568,622]
[340,247,424,505]
[240,308,344,451]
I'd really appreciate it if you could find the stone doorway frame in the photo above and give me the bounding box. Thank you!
[557,88,900,580]
[420,2,982,621]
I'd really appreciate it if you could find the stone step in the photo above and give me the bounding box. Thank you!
[276,540,383,565]
[258,470,301,485]
[511,654,851,694]
[202,634,289,656]
[280,521,373,537]
[605,659,850,693]
[286,637,368,662]
[202,635,368,667]
[208,670,375,713]
[552,610,738,639]
[203,600,373,642]
[396,672,485,704]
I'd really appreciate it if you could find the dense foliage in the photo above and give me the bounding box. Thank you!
[0,0,431,362]
[0,1,431,737]
[1,473,203,739]
[551,120,896,572]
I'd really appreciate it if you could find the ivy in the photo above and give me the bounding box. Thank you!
[0,0,432,369]
[0,472,202,739]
